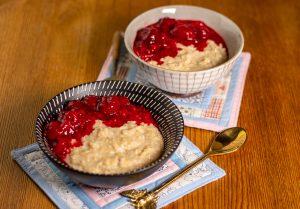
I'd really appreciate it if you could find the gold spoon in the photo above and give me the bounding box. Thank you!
[120,127,247,209]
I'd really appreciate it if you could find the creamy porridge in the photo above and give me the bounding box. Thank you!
[66,120,164,174]
[148,41,227,71]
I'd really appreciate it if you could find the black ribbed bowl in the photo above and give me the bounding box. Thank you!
[35,80,184,188]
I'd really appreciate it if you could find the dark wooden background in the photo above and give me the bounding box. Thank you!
[0,0,299,208]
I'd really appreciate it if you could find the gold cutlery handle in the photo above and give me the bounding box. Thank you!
[154,152,210,194]
[111,31,122,73]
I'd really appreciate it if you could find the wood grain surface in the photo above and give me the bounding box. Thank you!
[0,0,299,208]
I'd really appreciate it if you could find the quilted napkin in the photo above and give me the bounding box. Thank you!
[12,137,225,209]
[97,41,251,132]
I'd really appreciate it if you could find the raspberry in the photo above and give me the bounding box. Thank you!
[136,28,151,41]
[52,140,70,160]
[66,100,86,110]
[63,109,86,123]
[83,95,99,110]
[60,121,76,136]
[158,17,176,32]
[45,121,62,140]
[98,96,120,115]
[117,96,130,106]
[170,24,196,45]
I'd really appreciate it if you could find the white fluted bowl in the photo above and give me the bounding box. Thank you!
[124,5,244,94]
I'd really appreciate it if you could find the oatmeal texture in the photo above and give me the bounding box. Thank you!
[66,120,164,174]
[148,40,227,71]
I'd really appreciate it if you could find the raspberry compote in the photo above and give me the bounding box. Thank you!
[133,17,227,65]
[44,95,157,161]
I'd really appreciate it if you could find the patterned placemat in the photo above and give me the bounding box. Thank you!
[12,137,225,209]
[97,41,251,132]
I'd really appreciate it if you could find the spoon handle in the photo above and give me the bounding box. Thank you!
[110,31,122,76]
[154,152,210,194]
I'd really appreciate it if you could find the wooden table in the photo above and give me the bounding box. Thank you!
[0,0,299,208]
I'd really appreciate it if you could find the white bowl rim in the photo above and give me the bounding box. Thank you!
[124,5,244,74]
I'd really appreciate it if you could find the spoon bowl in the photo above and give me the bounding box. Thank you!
[209,127,247,155]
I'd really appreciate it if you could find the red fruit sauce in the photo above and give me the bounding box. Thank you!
[133,17,227,64]
[44,95,157,160]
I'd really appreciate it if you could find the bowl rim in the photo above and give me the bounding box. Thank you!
[124,4,244,73]
[35,80,184,177]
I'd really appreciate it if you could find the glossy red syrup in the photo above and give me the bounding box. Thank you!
[134,17,227,64]
[44,95,157,160]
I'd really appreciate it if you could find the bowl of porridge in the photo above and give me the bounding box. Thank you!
[35,80,184,188]
[124,5,244,94]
